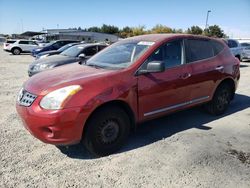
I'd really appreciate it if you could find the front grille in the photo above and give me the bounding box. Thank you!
[18,88,37,107]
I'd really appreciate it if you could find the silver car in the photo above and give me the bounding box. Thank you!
[240,43,250,61]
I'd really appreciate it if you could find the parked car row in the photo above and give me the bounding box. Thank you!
[28,43,107,76]
[16,34,240,156]
[2,39,108,76]
[31,40,79,57]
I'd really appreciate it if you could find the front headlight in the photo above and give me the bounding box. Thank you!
[33,64,52,71]
[39,54,49,59]
[40,85,82,110]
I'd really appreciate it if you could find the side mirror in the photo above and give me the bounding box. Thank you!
[78,53,86,59]
[137,61,165,75]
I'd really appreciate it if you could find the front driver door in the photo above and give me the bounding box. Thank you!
[137,39,192,121]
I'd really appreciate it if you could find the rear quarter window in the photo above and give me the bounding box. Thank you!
[210,40,224,55]
[185,39,214,63]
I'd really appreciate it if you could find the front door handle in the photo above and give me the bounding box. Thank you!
[180,73,191,79]
[215,65,224,71]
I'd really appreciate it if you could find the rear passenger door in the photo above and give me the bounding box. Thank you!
[184,38,223,102]
[18,41,29,51]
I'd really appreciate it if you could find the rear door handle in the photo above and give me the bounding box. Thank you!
[180,73,191,79]
[215,65,224,71]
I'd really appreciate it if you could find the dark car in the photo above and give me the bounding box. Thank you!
[28,43,107,76]
[35,42,80,59]
[31,40,79,57]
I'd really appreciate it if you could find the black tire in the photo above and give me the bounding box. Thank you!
[83,106,130,156]
[12,48,21,55]
[205,83,233,116]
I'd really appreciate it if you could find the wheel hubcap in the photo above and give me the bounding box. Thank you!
[217,89,230,110]
[98,119,119,144]
[14,49,19,54]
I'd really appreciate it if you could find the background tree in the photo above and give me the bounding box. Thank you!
[131,25,146,36]
[100,24,119,34]
[151,24,172,33]
[204,25,225,38]
[187,26,203,35]
[120,26,133,38]
[87,26,101,32]
[171,28,183,33]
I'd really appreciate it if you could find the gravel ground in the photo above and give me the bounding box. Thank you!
[0,46,250,188]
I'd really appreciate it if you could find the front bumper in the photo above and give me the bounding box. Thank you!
[16,98,86,145]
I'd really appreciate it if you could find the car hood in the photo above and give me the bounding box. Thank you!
[30,54,78,67]
[25,63,114,95]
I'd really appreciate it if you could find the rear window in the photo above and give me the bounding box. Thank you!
[185,39,214,63]
[7,40,16,44]
[227,40,238,48]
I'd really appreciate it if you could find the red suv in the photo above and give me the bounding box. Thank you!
[16,34,240,156]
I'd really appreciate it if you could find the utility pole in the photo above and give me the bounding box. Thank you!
[21,19,23,33]
[205,10,211,30]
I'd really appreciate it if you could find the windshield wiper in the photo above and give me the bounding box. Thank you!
[86,63,104,69]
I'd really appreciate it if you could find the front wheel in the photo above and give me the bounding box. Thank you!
[83,106,130,156]
[205,83,233,116]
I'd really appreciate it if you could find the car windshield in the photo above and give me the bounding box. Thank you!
[86,41,153,69]
[57,44,75,52]
[60,45,84,57]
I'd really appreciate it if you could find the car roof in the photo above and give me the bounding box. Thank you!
[123,34,215,43]
[74,43,107,48]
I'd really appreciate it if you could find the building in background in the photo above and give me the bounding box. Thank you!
[42,29,119,43]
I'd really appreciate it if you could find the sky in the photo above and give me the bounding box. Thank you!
[0,0,250,38]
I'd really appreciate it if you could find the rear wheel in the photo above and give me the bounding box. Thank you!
[83,106,130,156]
[12,48,21,55]
[205,83,233,116]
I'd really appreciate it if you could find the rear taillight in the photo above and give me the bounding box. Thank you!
[6,44,10,47]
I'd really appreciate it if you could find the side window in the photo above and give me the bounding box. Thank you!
[19,41,29,45]
[143,40,182,69]
[98,45,107,51]
[147,46,164,62]
[162,40,182,68]
[185,39,214,63]
[210,40,224,55]
[28,41,37,45]
[83,46,97,56]
[52,42,63,49]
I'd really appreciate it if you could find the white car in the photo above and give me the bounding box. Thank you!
[240,43,250,61]
[4,40,39,55]
[224,39,243,61]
